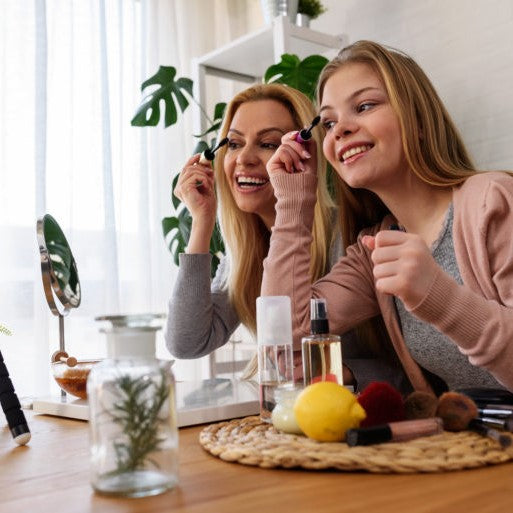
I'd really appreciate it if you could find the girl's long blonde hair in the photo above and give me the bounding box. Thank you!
[317,40,477,247]
[215,83,335,334]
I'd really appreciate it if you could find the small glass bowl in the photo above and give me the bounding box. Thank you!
[51,360,100,399]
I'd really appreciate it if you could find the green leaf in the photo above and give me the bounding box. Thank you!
[171,174,181,210]
[193,140,209,155]
[264,53,329,99]
[193,102,227,138]
[131,66,193,128]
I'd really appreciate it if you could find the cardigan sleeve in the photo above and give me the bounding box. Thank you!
[410,172,513,391]
[262,172,380,350]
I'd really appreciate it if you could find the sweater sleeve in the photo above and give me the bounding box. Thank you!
[165,253,240,359]
[410,173,513,391]
[262,173,380,350]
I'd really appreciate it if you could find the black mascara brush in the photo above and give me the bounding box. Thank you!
[295,115,321,143]
[199,137,229,165]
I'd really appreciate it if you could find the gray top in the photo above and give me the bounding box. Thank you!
[165,241,411,393]
[394,204,503,390]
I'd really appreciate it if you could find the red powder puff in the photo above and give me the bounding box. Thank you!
[357,382,406,428]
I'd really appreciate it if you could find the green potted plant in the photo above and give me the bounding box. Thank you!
[297,0,327,27]
[131,53,328,277]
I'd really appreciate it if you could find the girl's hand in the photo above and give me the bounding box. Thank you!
[362,230,440,310]
[174,154,217,225]
[266,131,318,177]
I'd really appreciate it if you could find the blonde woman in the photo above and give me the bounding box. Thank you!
[263,40,513,393]
[165,83,407,390]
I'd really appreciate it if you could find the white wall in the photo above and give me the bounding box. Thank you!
[310,0,513,170]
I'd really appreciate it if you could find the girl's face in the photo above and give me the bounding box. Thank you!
[224,99,296,229]
[320,62,409,195]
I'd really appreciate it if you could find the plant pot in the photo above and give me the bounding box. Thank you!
[296,13,311,27]
[260,0,299,24]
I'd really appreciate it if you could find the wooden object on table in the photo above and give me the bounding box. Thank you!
[51,350,78,367]
[1,411,513,512]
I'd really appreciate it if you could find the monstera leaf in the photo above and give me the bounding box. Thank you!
[193,102,227,138]
[264,54,328,99]
[131,66,193,128]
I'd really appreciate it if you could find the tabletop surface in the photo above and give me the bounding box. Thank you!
[1,411,513,513]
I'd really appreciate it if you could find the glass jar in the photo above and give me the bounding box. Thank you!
[88,358,178,497]
[88,315,178,498]
[271,384,303,435]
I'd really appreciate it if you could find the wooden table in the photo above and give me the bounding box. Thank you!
[1,411,513,512]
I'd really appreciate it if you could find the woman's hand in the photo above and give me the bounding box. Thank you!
[266,131,318,177]
[362,230,440,311]
[174,154,217,253]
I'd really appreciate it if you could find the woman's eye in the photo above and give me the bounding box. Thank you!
[227,140,241,150]
[322,120,335,131]
[357,102,376,113]
[261,142,279,150]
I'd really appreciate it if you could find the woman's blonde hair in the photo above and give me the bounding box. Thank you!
[215,83,335,334]
[317,40,477,246]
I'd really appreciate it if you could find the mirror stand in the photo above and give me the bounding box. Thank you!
[37,215,81,398]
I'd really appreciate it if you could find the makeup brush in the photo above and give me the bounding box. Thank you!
[404,390,438,420]
[295,116,321,144]
[357,382,405,428]
[198,137,229,165]
[436,391,512,449]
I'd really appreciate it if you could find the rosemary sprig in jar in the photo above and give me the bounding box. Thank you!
[106,370,170,474]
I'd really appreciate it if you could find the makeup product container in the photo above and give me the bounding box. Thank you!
[301,298,343,386]
[256,296,294,422]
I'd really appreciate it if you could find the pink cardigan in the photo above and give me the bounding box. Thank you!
[262,171,513,393]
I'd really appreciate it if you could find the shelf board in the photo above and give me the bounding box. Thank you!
[195,17,346,79]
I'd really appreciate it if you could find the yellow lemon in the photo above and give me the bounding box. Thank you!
[293,382,366,442]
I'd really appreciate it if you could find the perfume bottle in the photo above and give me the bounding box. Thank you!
[301,298,343,386]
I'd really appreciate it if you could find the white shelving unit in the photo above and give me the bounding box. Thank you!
[193,16,347,133]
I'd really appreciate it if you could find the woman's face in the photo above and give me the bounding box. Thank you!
[320,62,409,195]
[224,99,296,228]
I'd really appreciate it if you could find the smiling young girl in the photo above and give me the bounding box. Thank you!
[263,40,513,393]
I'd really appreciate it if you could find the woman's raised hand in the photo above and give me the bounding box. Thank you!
[362,230,441,311]
[174,154,217,222]
[266,131,318,177]
[174,154,217,253]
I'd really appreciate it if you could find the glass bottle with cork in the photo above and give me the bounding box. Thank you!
[301,298,343,385]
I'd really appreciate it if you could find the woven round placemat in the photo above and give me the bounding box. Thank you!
[199,416,513,473]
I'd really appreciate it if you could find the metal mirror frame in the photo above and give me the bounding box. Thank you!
[37,214,81,316]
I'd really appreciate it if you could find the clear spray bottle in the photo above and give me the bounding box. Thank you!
[301,298,343,386]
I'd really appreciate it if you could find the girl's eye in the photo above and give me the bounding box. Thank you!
[261,142,279,150]
[357,102,376,113]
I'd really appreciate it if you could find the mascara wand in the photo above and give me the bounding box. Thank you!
[198,137,229,165]
[0,349,31,445]
[295,115,321,144]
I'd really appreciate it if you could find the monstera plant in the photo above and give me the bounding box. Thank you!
[131,53,328,277]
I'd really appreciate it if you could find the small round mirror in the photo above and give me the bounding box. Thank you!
[37,214,81,316]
